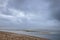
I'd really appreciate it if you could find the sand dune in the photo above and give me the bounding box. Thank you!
[0,31,48,40]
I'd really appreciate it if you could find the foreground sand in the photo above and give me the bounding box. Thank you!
[0,31,48,40]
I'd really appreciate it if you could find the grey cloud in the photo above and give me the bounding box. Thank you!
[0,0,12,15]
[0,0,60,30]
[7,0,50,14]
[0,15,25,29]
[1,9,13,15]
[7,0,25,10]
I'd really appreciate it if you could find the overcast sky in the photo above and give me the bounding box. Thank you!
[0,0,60,30]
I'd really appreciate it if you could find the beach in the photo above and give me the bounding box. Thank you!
[0,31,48,40]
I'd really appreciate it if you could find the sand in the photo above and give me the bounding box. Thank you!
[0,31,48,40]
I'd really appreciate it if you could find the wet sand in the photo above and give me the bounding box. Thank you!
[0,31,48,40]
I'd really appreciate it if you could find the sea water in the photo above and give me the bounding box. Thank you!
[27,32,60,40]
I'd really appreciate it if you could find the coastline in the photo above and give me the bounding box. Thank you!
[0,31,48,40]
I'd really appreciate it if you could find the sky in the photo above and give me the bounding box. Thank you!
[0,0,60,30]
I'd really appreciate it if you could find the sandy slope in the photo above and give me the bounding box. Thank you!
[0,31,48,40]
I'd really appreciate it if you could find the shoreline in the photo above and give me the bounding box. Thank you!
[0,31,48,40]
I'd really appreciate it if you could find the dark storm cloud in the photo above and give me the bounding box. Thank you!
[50,0,60,21]
[53,11,60,21]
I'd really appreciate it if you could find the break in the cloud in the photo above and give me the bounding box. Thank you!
[0,0,60,30]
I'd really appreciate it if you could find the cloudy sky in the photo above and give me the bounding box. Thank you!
[0,0,60,30]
